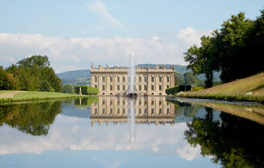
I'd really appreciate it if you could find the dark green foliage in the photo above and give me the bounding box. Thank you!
[184,10,264,85]
[213,81,222,87]
[74,85,99,95]
[175,72,185,85]
[41,67,62,92]
[40,80,55,92]
[0,66,20,90]
[74,97,99,106]
[61,84,74,94]
[17,55,50,68]
[166,85,180,95]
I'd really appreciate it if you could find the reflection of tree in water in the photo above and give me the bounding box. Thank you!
[0,101,62,136]
[185,107,264,167]
[62,99,74,105]
[166,100,203,118]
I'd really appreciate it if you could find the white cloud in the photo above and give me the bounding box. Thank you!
[0,27,212,73]
[176,27,213,47]
[177,143,201,161]
[87,1,123,29]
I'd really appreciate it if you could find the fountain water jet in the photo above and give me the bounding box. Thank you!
[124,47,137,97]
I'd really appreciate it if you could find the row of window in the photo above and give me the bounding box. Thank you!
[95,84,170,91]
[99,100,170,106]
[95,76,170,83]
[94,108,170,115]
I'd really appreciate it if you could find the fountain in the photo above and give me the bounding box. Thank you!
[124,47,137,98]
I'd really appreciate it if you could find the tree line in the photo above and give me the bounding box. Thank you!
[184,9,264,88]
[0,55,63,92]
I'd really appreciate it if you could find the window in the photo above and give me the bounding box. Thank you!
[103,101,105,105]
[103,108,105,114]
[151,101,154,105]
[123,85,125,90]
[103,85,105,90]
[95,108,97,114]
[144,76,147,82]
[167,77,169,82]
[144,85,147,90]
[110,100,112,105]
[139,100,141,105]
[159,85,162,90]
[103,77,105,82]
[117,85,120,90]
[159,108,162,114]
[151,108,154,114]
[139,77,141,82]
[123,108,125,114]
[151,85,154,90]
[144,108,147,114]
[123,76,125,82]
[144,101,146,105]
[159,77,162,82]
[95,77,97,82]
[117,100,120,105]
[151,77,154,82]
[117,108,120,114]
[167,108,169,114]
[123,100,125,105]
[117,76,120,82]
[139,85,141,90]
[167,85,169,88]
[95,85,97,88]
[159,101,161,105]
[110,77,113,82]
[110,108,112,114]
[110,85,112,90]
[139,109,141,114]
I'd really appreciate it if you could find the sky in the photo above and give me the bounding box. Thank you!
[0,0,263,73]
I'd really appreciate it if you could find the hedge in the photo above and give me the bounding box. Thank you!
[166,85,180,95]
[74,85,99,95]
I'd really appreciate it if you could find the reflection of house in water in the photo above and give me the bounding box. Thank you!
[90,97,175,126]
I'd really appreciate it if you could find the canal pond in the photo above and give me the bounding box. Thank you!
[0,96,264,168]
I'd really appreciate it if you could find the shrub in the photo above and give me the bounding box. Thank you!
[166,85,180,95]
[191,86,204,91]
[74,85,99,95]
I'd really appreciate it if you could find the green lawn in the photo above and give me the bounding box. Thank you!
[0,91,89,102]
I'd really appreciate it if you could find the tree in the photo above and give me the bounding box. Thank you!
[61,84,74,94]
[175,72,185,85]
[41,67,62,92]
[16,55,50,68]
[183,72,205,87]
[39,80,55,92]
[0,66,20,90]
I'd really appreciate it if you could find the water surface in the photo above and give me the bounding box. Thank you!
[0,97,264,168]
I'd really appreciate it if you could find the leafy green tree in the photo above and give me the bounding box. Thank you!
[62,84,74,94]
[175,72,185,85]
[39,80,55,92]
[16,55,50,68]
[0,66,20,90]
[41,67,62,92]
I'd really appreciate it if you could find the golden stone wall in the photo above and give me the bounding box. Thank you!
[90,64,175,95]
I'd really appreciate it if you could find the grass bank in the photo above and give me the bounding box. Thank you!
[176,72,264,102]
[0,91,89,103]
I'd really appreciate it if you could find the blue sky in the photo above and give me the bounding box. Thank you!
[0,0,263,73]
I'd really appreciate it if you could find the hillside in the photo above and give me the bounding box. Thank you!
[176,72,264,102]
[56,64,221,85]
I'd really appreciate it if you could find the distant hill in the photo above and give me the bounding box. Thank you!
[56,64,220,85]
[57,69,90,80]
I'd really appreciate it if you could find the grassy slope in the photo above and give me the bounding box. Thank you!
[176,72,264,102]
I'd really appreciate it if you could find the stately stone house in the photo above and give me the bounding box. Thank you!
[90,97,175,126]
[90,64,175,95]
